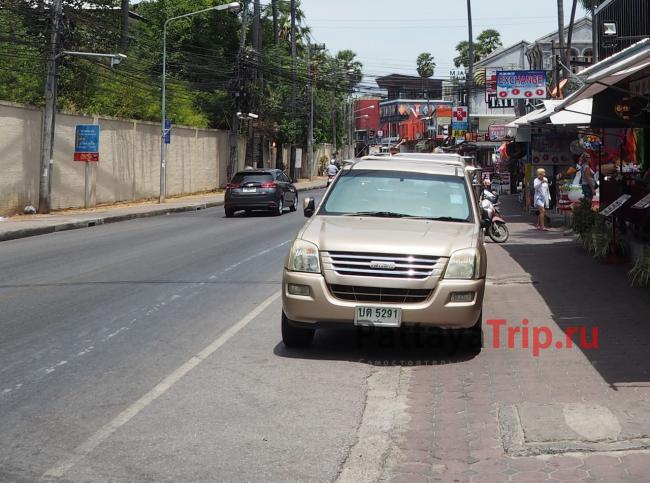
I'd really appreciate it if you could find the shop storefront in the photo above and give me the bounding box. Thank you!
[550,39,650,241]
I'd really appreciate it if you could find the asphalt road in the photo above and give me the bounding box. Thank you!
[0,190,375,482]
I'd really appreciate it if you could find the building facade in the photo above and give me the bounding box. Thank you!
[594,0,650,60]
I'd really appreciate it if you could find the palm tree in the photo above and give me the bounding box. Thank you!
[416,52,435,78]
[417,53,435,135]
[335,49,363,92]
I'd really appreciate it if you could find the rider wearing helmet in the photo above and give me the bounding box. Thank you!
[327,159,339,177]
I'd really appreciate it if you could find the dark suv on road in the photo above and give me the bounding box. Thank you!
[225,169,298,217]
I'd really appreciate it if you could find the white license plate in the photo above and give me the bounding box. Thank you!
[354,306,402,327]
[242,187,257,193]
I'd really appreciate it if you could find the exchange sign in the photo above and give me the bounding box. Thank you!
[496,70,547,99]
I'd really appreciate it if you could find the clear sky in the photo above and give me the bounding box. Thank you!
[299,0,589,87]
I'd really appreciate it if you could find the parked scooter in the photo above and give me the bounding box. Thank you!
[481,183,509,243]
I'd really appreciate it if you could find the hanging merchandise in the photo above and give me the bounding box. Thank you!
[580,134,602,152]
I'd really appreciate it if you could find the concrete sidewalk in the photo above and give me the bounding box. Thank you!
[0,178,326,242]
[383,195,650,483]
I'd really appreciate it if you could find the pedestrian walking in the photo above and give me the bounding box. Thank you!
[534,168,551,231]
[580,154,596,203]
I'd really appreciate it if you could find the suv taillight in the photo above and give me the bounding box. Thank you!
[226,183,240,189]
[261,182,277,188]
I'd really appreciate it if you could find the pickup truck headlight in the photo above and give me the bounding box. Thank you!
[287,239,321,273]
[444,248,480,280]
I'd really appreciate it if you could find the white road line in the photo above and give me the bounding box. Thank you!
[41,290,281,480]
[221,240,291,273]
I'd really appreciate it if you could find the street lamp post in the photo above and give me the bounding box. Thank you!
[160,2,240,203]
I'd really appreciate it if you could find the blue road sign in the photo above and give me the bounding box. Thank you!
[164,119,172,145]
[74,124,100,161]
[75,125,100,153]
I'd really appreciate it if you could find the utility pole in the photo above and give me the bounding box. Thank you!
[307,42,314,179]
[466,0,474,135]
[331,92,337,153]
[38,0,62,214]
[120,0,130,52]
[228,0,248,182]
[272,0,279,46]
[289,0,297,179]
[556,0,566,71]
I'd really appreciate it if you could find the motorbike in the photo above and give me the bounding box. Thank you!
[480,189,509,243]
[327,174,336,187]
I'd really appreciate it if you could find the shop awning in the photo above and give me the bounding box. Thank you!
[551,38,650,115]
[506,107,547,127]
[529,99,593,125]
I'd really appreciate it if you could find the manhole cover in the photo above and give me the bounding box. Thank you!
[499,402,650,456]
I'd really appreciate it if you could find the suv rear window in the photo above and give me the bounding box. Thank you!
[231,172,273,184]
[321,169,473,221]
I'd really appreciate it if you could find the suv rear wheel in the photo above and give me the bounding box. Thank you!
[274,198,284,216]
[282,312,314,348]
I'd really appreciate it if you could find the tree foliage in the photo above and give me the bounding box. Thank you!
[0,0,363,145]
[416,52,435,78]
[580,0,604,12]
[454,29,503,68]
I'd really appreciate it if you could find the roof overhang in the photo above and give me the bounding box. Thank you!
[551,38,650,114]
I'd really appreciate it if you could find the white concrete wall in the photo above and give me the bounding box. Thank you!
[0,102,42,216]
[0,101,244,215]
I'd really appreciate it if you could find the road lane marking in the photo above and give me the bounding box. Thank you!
[221,239,291,274]
[42,290,281,480]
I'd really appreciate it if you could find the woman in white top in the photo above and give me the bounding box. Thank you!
[533,168,551,231]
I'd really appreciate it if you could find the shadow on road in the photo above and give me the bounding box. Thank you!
[273,327,481,367]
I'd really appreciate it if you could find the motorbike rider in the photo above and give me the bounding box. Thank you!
[482,178,498,204]
[327,159,339,177]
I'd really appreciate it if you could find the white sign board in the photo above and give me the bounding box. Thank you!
[294,148,303,169]
[600,194,631,217]
[632,193,650,209]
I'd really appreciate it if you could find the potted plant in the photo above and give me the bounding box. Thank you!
[629,246,650,288]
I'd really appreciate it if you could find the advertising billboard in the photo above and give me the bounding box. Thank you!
[496,70,547,99]
[485,67,499,102]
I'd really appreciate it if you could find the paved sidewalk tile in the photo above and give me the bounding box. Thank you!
[387,196,650,482]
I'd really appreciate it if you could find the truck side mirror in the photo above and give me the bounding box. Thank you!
[303,197,315,217]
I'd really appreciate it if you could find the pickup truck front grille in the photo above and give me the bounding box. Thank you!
[323,251,445,280]
[329,285,432,304]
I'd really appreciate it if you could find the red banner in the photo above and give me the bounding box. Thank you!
[74,152,99,162]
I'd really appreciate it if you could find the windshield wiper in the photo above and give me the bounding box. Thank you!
[343,211,411,218]
[418,216,469,222]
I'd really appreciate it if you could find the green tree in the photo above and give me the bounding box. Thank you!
[454,29,502,67]
[476,29,502,56]
[580,0,603,11]
[416,52,435,78]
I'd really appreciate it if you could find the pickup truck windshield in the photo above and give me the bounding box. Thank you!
[320,169,473,221]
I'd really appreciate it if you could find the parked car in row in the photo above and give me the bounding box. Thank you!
[281,154,488,348]
[225,169,298,217]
